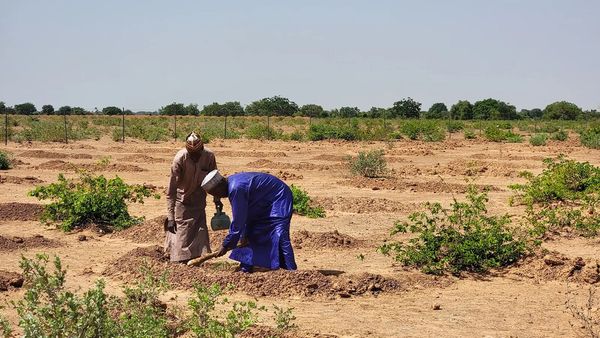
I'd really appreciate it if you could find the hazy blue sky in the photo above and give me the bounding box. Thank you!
[1,0,598,112]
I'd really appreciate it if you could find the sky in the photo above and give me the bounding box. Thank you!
[1,0,599,112]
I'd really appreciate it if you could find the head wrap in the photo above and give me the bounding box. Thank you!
[201,170,224,192]
[186,132,204,153]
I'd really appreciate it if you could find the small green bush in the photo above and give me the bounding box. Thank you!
[464,129,476,139]
[349,149,387,178]
[506,133,523,143]
[274,305,297,331]
[379,187,528,275]
[308,124,357,141]
[510,157,600,237]
[484,126,522,143]
[551,129,568,141]
[529,133,548,146]
[580,126,600,149]
[400,121,421,140]
[0,151,11,170]
[29,172,159,231]
[446,120,464,133]
[290,184,325,218]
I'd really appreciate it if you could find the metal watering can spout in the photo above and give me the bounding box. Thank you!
[210,203,231,231]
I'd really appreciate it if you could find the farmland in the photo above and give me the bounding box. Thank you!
[1,117,600,337]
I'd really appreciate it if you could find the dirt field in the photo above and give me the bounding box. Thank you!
[1,135,599,337]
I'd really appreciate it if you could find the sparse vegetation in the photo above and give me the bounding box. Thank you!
[291,184,325,218]
[510,157,600,237]
[29,172,159,231]
[349,149,387,178]
[0,151,11,170]
[529,133,548,146]
[567,287,600,338]
[379,187,529,275]
[273,305,297,331]
[581,125,600,149]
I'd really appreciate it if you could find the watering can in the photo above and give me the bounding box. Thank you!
[210,203,231,231]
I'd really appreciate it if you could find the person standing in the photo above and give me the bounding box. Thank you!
[165,132,221,263]
[201,170,297,273]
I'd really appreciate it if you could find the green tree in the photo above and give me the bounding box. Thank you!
[57,106,72,115]
[423,102,448,119]
[14,102,37,115]
[201,102,244,116]
[367,107,388,118]
[72,107,87,115]
[159,102,186,116]
[245,96,299,116]
[543,101,582,120]
[102,106,123,115]
[185,104,200,116]
[334,106,360,118]
[390,97,421,118]
[450,100,473,120]
[472,98,518,120]
[298,104,324,117]
[520,108,543,119]
[41,104,55,115]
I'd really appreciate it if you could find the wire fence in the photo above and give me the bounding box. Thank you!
[0,112,590,145]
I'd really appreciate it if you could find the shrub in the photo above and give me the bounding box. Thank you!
[0,151,11,170]
[29,172,159,231]
[0,310,11,338]
[379,187,528,275]
[551,129,568,141]
[400,121,420,140]
[308,124,357,141]
[464,129,476,139]
[484,126,522,143]
[506,133,523,143]
[187,284,265,337]
[245,123,282,140]
[349,149,387,178]
[510,157,600,237]
[446,120,464,133]
[529,133,548,146]
[290,185,325,218]
[274,305,297,331]
[288,130,304,141]
[580,126,600,149]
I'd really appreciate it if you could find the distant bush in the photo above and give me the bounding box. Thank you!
[0,151,11,170]
[446,120,464,133]
[400,121,446,142]
[349,149,387,178]
[510,157,600,237]
[551,129,568,141]
[308,124,357,141]
[529,133,548,146]
[464,129,477,139]
[484,125,522,142]
[290,184,325,218]
[580,126,600,149]
[379,187,528,275]
[29,172,159,231]
[506,133,524,143]
[245,123,283,140]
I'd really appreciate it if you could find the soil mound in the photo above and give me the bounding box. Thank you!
[219,150,287,158]
[313,196,420,214]
[507,252,600,284]
[426,159,536,178]
[0,270,23,291]
[311,154,348,162]
[0,175,44,185]
[0,202,43,221]
[104,246,407,298]
[239,326,336,338]
[261,170,303,181]
[293,230,361,250]
[21,150,92,160]
[119,154,167,164]
[470,153,546,161]
[0,235,61,252]
[35,160,145,172]
[338,177,498,193]
[247,159,342,171]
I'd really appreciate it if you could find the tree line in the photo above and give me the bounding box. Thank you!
[1,97,597,120]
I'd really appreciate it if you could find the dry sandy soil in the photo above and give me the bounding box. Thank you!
[1,136,599,337]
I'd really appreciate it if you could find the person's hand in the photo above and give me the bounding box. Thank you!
[166,220,177,234]
[216,246,228,257]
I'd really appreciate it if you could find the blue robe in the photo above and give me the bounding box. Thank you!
[222,172,297,270]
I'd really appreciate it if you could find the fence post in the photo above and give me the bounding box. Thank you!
[122,108,125,143]
[267,115,271,140]
[224,115,227,139]
[63,114,68,144]
[4,110,7,145]
[173,114,177,141]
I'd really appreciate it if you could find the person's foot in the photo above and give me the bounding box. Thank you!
[239,263,253,273]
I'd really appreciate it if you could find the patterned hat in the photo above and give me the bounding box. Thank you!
[201,170,224,192]
[186,132,203,152]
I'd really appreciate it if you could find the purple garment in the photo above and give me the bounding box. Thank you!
[222,172,297,270]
